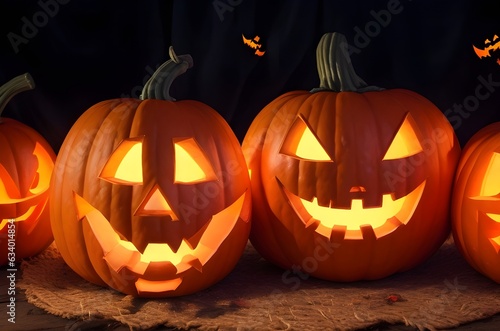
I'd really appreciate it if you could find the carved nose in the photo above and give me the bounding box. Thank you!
[349,186,367,193]
[136,185,178,219]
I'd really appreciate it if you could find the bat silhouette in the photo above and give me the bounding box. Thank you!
[242,34,266,56]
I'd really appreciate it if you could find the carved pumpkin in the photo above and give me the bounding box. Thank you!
[452,122,500,283]
[473,34,500,66]
[50,48,251,297]
[0,73,56,265]
[242,32,461,281]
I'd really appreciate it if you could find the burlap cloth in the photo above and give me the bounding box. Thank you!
[18,237,500,331]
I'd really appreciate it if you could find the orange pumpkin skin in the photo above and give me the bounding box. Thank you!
[242,33,461,281]
[50,51,251,298]
[0,75,56,266]
[452,122,500,283]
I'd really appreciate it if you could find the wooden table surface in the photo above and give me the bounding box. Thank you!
[2,266,500,331]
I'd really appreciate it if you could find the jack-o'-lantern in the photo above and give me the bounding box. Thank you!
[50,48,251,298]
[473,34,500,66]
[242,32,461,281]
[0,73,56,265]
[452,122,500,283]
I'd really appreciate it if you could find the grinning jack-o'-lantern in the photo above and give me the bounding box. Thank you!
[473,34,500,66]
[242,32,461,281]
[50,48,251,297]
[0,73,56,265]
[452,122,500,283]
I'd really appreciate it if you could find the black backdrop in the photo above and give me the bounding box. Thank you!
[0,0,499,152]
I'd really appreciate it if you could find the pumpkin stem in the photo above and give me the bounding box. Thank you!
[313,32,383,92]
[141,46,193,101]
[0,73,35,121]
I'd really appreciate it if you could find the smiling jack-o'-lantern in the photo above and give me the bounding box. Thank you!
[242,32,461,281]
[50,48,251,297]
[452,122,500,283]
[473,34,500,66]
[0,73,56,265]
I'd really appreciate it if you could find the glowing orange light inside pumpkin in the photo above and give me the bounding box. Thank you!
[72,131,249,294]
[302,182,424,230]
[0,142,53,200]
[479,152,500,246]
[0,164,18,200]
[136,184,178,218]
[383,114,423,160]
[285,180,426,239]
[490,233,500,248]
[174,138,217,183]
[480,152,500,197]
[1,142,54,231]
[142,187,172,212]
[279,113,427,240]
[0,206,38,228]
[280,115,332,161]
[100,137,144,185]
[74,190,247,293]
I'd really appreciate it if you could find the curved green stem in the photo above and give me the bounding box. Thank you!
[0,73,35,121]
[312,32,383,93]
[141,46,193,101]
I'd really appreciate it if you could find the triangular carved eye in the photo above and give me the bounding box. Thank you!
[280,115,332,162]
[0,163,21,199]
[174,138,217,184]
[100,137,144,185]
[29,142,55,195]
[480,152,500,197]
[383,114,423,161]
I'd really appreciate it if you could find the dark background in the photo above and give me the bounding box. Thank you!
[0,0,499,152]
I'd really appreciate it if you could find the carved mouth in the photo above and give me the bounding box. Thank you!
[0,196,48,233]
[469,195,500,252]
[280,180,426,240]
[74,191,247,294]
[474,40,500,60]
[486,213,500,249]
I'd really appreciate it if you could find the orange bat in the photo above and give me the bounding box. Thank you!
[242,34,266,56]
